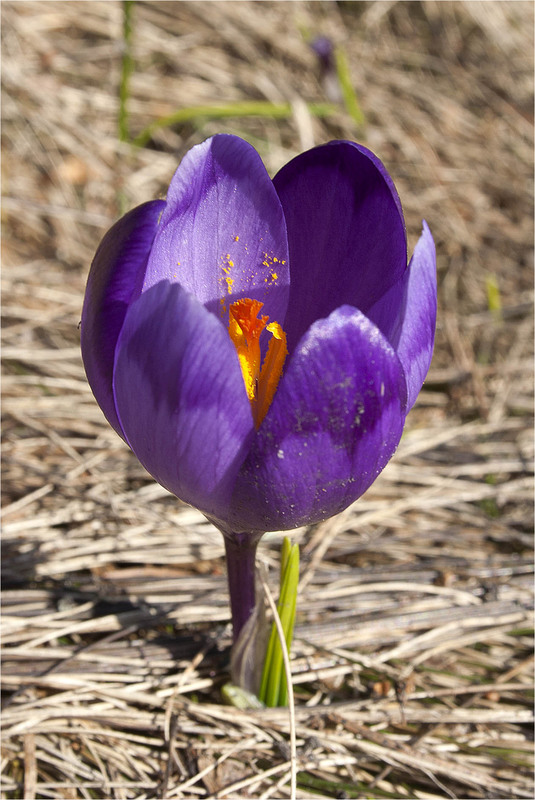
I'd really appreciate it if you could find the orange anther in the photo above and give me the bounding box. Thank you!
[228,298,287,427]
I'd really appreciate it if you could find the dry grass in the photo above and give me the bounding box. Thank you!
[1,1,533,798]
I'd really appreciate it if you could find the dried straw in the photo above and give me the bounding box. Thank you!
[2,1,533,798]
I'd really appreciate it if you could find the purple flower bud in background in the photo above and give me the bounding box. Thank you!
[310,35,335,73]
[310,35,343,103]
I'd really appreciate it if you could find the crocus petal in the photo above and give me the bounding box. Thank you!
[229,306,408,532]
[144,135,289,335]
[367,221,437,411]
[273,141,407,352]
[113,281,255,522]
[81,200,166,436]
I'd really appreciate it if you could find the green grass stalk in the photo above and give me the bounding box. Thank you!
[258,537,299,707]
[335,46,365,127]
[118,0,134,143]
[132,102,336,148]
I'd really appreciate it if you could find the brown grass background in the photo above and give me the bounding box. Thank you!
[1,1,533,798]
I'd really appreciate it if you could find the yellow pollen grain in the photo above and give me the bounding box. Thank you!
[220,254,236,299]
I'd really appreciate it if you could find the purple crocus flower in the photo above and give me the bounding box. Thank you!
[81,134,437,639]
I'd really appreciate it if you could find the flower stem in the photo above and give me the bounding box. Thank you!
[224,535,259,642]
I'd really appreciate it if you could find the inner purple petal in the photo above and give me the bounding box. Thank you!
[273,140,407,353]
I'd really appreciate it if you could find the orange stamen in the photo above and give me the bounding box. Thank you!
[228,298,287,428]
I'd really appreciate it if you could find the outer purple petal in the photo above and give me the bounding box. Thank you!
[273,141,407,352]
[113,281,254,522]
[81,200,165,436]
[367,221,437,412]
[229,306,407,532]
[144,135,289,336]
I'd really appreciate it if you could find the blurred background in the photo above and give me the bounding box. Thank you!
[2,2,533,798]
